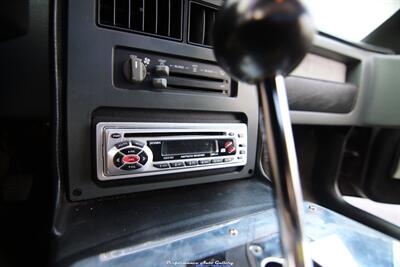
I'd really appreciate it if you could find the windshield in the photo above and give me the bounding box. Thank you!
[303,0,400,42]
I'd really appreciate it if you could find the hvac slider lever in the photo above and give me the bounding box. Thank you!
[212,0,315,266]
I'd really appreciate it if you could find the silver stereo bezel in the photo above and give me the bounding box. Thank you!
[96,122,248,181]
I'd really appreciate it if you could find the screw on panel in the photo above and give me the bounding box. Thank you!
[248,245,263,256]
[72,188,82,196]
[229,228,239,236]
[308,204,317,212]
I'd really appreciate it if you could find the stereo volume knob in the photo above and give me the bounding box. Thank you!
[123,56,147,83]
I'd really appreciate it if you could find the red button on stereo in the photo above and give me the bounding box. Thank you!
[224,141,233,148]
[227,146,236,154]
[122,155,140,164]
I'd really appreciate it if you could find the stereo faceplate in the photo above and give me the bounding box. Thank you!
[96,122,248,181]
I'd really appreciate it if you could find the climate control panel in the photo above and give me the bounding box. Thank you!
[114,47,234,96]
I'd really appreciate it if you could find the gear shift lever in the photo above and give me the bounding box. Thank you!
[213,1,315,266]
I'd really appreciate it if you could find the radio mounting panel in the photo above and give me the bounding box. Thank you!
[96,122,248,181]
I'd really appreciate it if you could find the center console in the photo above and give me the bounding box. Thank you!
[65,0,259,201]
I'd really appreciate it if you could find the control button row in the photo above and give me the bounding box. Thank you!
[153,157,236,169]
[153,163,169,169]
[115,141,130,149]
[198,159,210,165]
[131,140,145,148]
[185,160,197,166]
[211,158,223,163]
[114,140,145,149]
[170,162,185,167]
[223,157,234,162]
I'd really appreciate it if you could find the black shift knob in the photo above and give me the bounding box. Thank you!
[213,0,315,83]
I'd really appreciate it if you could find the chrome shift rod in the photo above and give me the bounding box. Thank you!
[212,0,315,266]
[258,77,310,267]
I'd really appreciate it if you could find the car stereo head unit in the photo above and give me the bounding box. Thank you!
[96,122,248,181]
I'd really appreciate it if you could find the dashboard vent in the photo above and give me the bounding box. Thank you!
[98,0,183,40]
[188,1,218,47]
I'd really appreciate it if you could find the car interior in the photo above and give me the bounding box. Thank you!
[1,0,400,266]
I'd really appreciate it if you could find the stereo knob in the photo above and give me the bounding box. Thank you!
[224,141,234,148]
[226,146,236,154]
[123,56,147,83]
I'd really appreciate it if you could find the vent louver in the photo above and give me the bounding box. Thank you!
[188,1,218,47]
[98,0,183,40]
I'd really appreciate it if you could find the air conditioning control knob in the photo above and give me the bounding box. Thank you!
[155,65,170,76]
[153,78,167,89]
[123,56,147,83]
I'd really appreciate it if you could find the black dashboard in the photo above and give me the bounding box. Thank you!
[63,0,373,201]
[66,0,260,200]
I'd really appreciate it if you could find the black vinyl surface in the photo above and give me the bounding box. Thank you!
[286,76,358,113]
[51,178,274,265]
[0,0,50,119]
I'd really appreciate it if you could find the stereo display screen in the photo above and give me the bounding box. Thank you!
[161,139,218,156]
